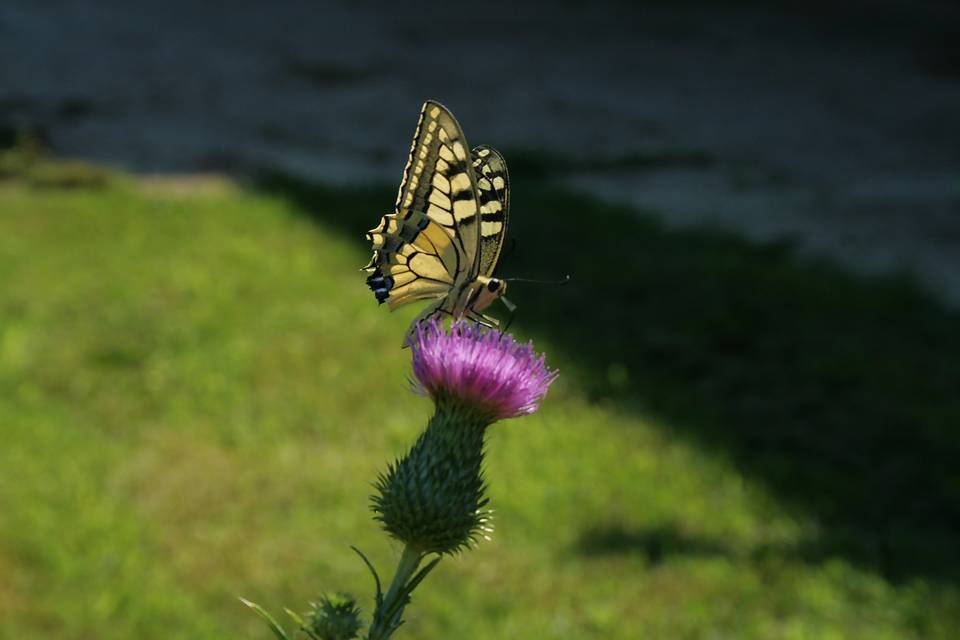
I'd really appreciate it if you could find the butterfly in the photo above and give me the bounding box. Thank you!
[363,100,514,338]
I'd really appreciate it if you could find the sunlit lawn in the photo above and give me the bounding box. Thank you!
[1,153,957,639]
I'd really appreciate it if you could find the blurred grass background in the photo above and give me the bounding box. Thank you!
[1,145,959,639]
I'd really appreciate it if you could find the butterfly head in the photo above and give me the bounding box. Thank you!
[469,276,506,313]
[489,278,507,297]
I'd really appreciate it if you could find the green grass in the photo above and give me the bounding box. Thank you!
[1,152,959,639]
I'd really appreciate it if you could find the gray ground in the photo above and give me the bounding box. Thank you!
[2,1,959,301]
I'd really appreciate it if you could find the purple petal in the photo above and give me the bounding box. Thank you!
[409,320,559,422]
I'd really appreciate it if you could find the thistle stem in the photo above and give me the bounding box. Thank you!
[366,544,426,640]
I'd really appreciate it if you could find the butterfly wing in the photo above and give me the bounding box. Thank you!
[471,145,510,277]
[365,101,485,310]
[395,101,482,276]
[365,209,460,310]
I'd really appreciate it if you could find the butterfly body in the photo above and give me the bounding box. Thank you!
[364,101,511,337]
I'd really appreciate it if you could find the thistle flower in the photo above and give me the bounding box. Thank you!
[245,322,558,640]
[409,319,559,423]
[372,320,557,555]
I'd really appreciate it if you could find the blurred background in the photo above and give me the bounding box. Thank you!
[1,1,959,638]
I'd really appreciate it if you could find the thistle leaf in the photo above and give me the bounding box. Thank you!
[239,597,290,640]
[284,608,322,640]
[404,556,441,596]
[350,545,383,606]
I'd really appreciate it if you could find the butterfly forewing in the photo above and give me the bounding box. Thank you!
[471,145,510,277]
[395,101,482,277]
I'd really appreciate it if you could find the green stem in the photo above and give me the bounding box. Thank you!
[366,545,425,640]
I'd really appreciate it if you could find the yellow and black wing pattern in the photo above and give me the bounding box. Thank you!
[394,101,481,262]
[364,101,512,330]
[364,208,460,309]
[471,144,510,277]
[364,100,482,308]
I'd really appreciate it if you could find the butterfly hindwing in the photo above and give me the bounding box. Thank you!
[471,145,510,277]
[365,209,460,309]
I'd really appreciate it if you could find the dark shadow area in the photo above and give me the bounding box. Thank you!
[577,524,728,565]
[576,522,958,577]
[254,168,960,586]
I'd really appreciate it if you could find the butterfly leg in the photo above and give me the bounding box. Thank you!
[498,296,517,332]
[465,310,500,330]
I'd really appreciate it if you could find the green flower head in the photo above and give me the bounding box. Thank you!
[306,593,362,640]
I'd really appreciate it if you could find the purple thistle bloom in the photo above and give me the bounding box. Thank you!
[409,319,558,423]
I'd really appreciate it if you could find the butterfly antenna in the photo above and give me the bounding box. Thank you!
[503,274,571,285]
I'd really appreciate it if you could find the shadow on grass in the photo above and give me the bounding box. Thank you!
[577,524,728,565]
[254,167,960,586]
